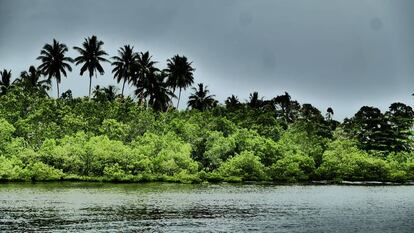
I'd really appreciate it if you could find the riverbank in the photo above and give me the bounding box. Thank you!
[1,178,414,186]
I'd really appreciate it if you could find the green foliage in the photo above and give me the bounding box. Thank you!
[270,153,315,182]
[317,139,390,181]
[0,90,413,183]
[232,128,282,167]
[99,119,131,141]
[203,131,236,171]
[218,151,268,181]
[0,118,15,150]
[0,156,24,180]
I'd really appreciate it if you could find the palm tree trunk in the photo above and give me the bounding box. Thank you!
[89,75,93,98]
[176,87,182,109]
[121,79,126,97]
[56,81,60,98]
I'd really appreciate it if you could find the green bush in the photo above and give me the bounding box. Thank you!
[0,156,24,180]
[317,139,390,181]
[270,153,315,182]
[218,151,268,181]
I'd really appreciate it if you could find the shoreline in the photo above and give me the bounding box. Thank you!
[1,179,413,186]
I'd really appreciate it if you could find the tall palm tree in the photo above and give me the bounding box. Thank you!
[132,51,158,103]
[166,55,195,109]
[73,35,109,98]
[111,45,139,96]
[16,66,51,96]
[134,66,176,110]
[187,83,216,111]
[37,39,73,98]
[0,69,12,96]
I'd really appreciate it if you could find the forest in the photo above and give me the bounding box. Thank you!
[0,36,414,183]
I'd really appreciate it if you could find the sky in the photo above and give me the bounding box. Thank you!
[0,0,414,120]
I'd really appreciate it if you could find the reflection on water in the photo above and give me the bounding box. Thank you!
[0,183,413,232]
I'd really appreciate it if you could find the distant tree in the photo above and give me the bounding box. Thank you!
[166,55,195,109]
[150,71,176,111]
[225,95,241,110]
[0,69,12,96]
[132,51,158,104]
[93,85,119,102]
[326,107,334,121]
[103,85,119,102]
[188,83,216,111]
[248,92,263,109]
[16,66,51,96]
[273,92,300,124]
[299,103,332,139]
[134,70,175,111]
[111,45,139,96]
[385,102,414,152]
[345,106,393,153]
[60,89,73,100]
[300,104,324,123]
[37,39,73,98]
[73,35,109,98]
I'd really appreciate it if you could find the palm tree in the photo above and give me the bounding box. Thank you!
[103,85,119,101]
[16,66,51,96]
[248,91,263,109]
[37,39,73,98]
[326,107,334,121]
[93,85,119,102]
[0,69,12,96]
[187,83,216,111]
[134,67,175,111]
[132,51,158,103]
[225,95,241,109]
[73,35,109,98]
[111,45,139,96]
[166,55,195,109]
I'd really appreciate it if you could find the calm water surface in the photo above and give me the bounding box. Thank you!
[0,182,413,232]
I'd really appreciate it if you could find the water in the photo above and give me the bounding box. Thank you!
[0,183,413,232]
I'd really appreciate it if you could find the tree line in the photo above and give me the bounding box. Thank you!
[0,36,414,183]
[1,36,214,111]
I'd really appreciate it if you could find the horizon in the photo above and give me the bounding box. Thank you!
[1,0,414,120]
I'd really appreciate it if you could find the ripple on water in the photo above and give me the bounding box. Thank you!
[0,183,413,232]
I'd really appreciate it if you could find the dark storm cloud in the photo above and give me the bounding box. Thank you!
[1,0,414,119]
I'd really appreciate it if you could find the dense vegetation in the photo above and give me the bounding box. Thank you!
[1,36,414,183]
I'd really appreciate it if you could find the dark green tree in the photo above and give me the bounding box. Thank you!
[73,35,109,98]
[326,107,334,121]
[345,106,393,153]
[187,83,217,111]
[37,39,73,98]
[273,92,300,124]
[225,95,242,110]
[385,102,414,152]
[93,85,119,102]
[248,92,263,109]
[134,68,175,111]
[16,66,51,96]
[0,69,12,96]
[132,51,158,104]
[111,45,139,96]
[166,55,195,109]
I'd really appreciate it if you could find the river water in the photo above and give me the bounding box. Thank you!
[0,183,413,232]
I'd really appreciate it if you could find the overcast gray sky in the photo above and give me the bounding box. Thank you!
[1,0,413,120]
